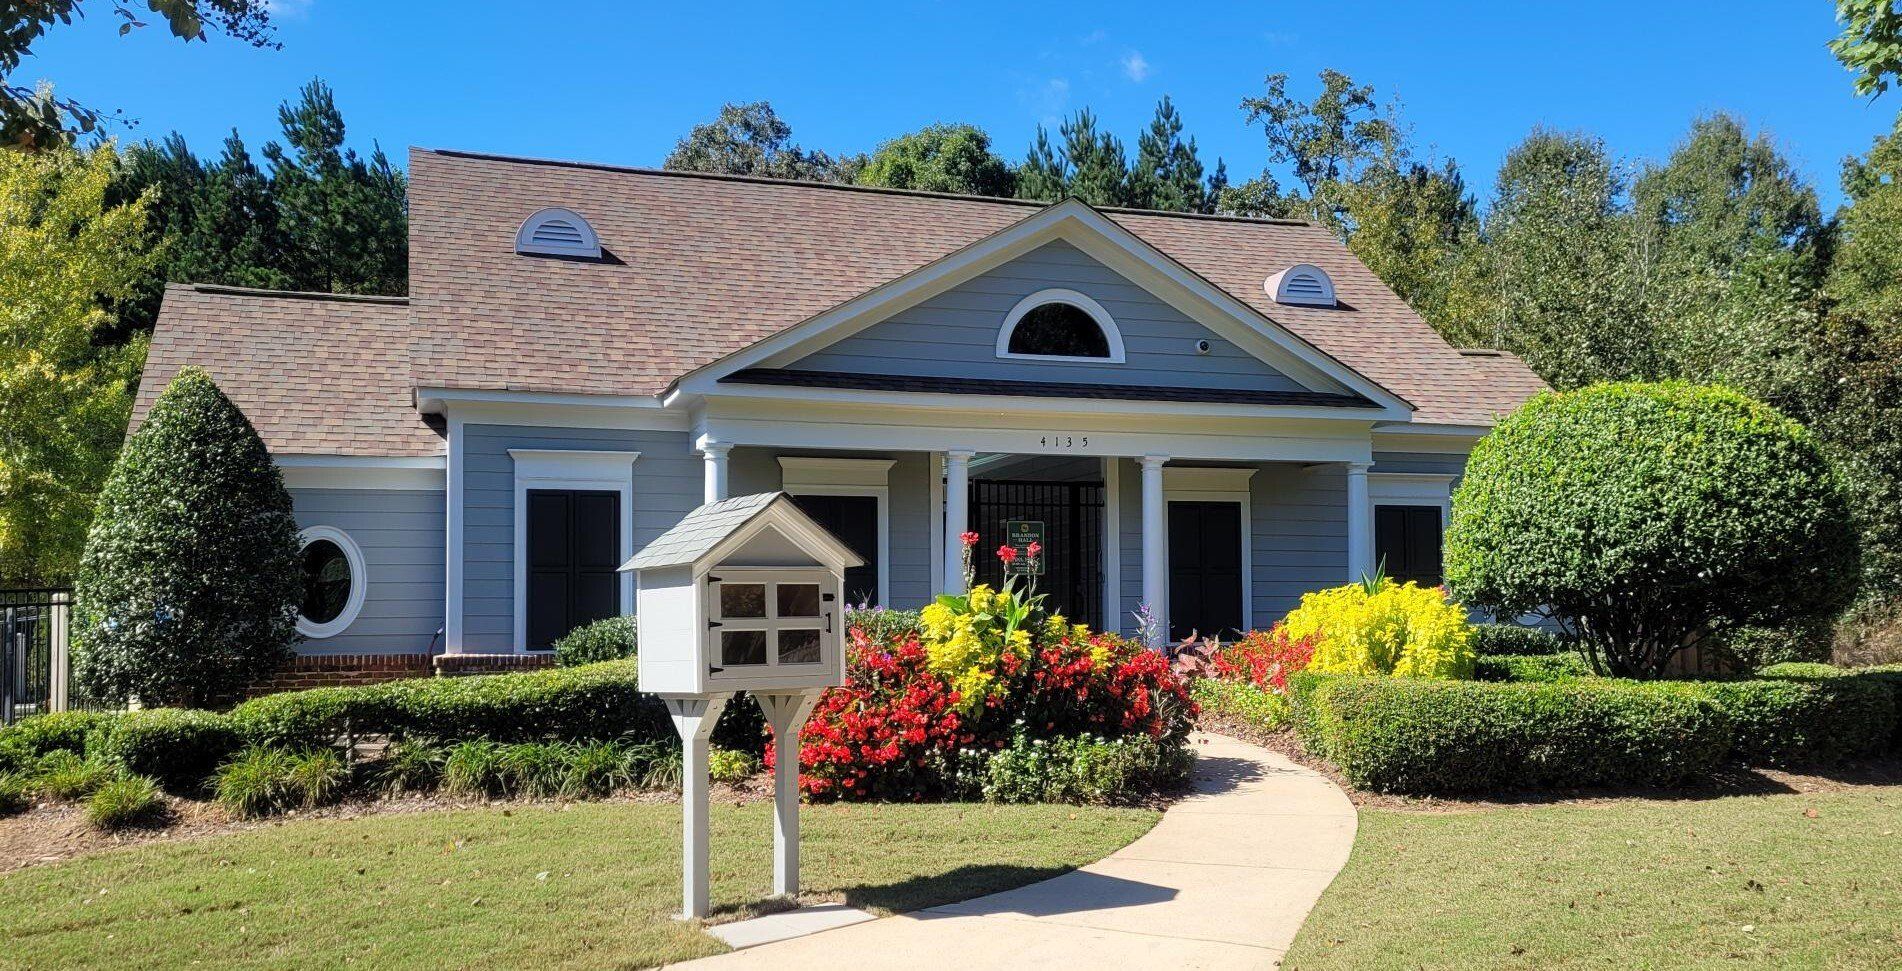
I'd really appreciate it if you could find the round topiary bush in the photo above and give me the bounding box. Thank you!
[551,615,638,667]
[73,367,302,707]
[1446,382,1859,679]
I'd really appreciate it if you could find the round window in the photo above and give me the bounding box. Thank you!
[296,526,366,638]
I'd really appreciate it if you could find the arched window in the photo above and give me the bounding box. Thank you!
[1264,263,1336,307]
[515,207,603,259]
[995,289,1126,364]
[296,526,367,639]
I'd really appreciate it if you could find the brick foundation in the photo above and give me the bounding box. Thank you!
[246,651,556,697]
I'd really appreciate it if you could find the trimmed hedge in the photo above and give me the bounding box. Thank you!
[1291,673,1733,793]
[552,616,637,668]
[1692,675,1898,766]
[1470,623,1572,657]
[0,710,114,761]
[88,709,241,793]
[1473,653,1592,683]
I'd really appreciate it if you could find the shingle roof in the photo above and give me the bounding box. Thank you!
[407,148,1545,426]
[134,284,444,457]
[624,492,790,570]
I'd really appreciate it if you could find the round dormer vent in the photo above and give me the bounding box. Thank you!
[1265,264,1336,307]
[516,207,602,259]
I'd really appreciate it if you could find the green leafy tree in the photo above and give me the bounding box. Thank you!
[664,101,857,182]
[1447,383,1860,678]
[1832,0,1902,96]
[1831,115,1902,321]
[1129,96,1209,212]
[262,79,407,295]
[856,123,1014,197]
[0,143,155,584]
[1335,160,1478,327]
[1221,70,1398,224]
[0,2,278,149]
[74,367,301,707]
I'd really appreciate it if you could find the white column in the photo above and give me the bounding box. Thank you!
[1346,461,1373,581]
[665,694,730,920]
[942,449,974,594]
[1139,454,1168,649]
[757,691,821,898]
[699,441,731,504]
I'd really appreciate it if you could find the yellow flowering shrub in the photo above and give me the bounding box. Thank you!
[919,584,1085,713]
[1283,578,1474,679]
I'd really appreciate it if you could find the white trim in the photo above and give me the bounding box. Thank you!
[515,207,602,259]
[277,455,446,491]
[1138,455,1168,649]
[417,387,671,412]
[1163,466,1257,635]
[509,449,641,652]
[1372,423,1487,455]
[445,413,465,652]
[295,525,368,639]
[928,452,945,594]
[777,456,895,606]
[702,379,1391,424]
[1368,472,1456,531]
[943,449,974,595]
[1102,456,1120,634]
[1345,462,1374,581]
[994,288,1128,365]
[669,199,1413,418]
[1265,263,1337,308]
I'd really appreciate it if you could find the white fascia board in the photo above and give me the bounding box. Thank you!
[697,381,1387,424]
[668,199,1413,420]
[416,386,669,413]
[432,397,690,432]
[276,454,447,491]
[1372,423,1488,455]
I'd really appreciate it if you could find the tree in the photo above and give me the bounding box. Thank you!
[1129,96,1209,212]
[0,143,155,585]
[262,79,407,295]
[1830,115,1902,321]
[1014,108,1130,207]
[1832,0,1902,97]
[1222,70,1398,225]
[0,2,278,149]
[1447,383,1860,678]
[664,101,856,182]
[74,367,301,707]
[1335,160,1478,327]
[856,123,1014,197]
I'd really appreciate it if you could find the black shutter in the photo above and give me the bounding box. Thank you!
[787,493,880,606]
[1167,501,1244,641]
[526,489,622,650]
[1374,505,1443,586]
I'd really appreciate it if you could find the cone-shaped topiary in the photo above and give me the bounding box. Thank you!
[1446,382,1859,679]
[74,367,301,706]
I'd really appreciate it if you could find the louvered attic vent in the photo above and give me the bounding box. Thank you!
[1264,263,1337,308]
[515,207,602,259]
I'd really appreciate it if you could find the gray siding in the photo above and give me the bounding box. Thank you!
[293,488,444,656]
[1372,451,1469,476]
[461,424,701,652]
[792,240,1304,393]
[729,447,936,609]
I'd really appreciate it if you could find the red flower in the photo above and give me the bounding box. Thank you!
[1026,541,1043,559]
[996,544,1018,565]
[960,531,981,548]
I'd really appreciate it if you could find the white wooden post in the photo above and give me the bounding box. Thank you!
[756,690,822,897]
[699,440,731,504]
[1139,454,1168,648]
[1345,462,1373,582]
[49,591,70,712]
[942,449,974,594]
[666,694,730,920]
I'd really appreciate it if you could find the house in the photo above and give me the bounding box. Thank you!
[131,148,1547,681]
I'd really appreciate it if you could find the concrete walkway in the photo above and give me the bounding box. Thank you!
[671,732,1358,970]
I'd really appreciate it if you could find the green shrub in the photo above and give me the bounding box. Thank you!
[980,734,1192,805]
[560,741,638,798]
[377,661,669,744]
[1757,662,1844,679]
[709,747,760,784]
[88,708,240,793]
[1286,578,1475,679]
[1190,678,1294,732]
[230,686,396,750]
[1473,653,1593,683]
[1691,677,1897,767]
[1447,382,1861,679]
[0,772,28,816]
[28,751,121,800]
[1291,673,1733,794]
[85,775,165,830]
[73,368,302,707]
[1470,623,1571,657]
[214,746,346,818]
[0,710,116,758]
[552,616,637,667]
[376,741,447,796]
[845,606,922,642]
[442,740,507,798]
[497,742,574,798]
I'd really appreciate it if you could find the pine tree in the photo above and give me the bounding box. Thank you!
[1130,96,1207,212]
[263,79,408,295]
[1016,125,1067,202]
[1060,109,1129,208]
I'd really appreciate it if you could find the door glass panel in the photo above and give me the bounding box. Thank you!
[720,630,767,666]
[777,628,822,664]
[776,583,821,618]
[720,583,767,618]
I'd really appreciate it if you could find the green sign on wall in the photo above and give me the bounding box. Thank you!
[1004,520,1045,576]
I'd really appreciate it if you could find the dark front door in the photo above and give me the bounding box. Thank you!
[787,493,880,606]
[1168,500,1243,642]
[526,489,621,650]
[969,479,1103,629]
[1375,505,1444,586]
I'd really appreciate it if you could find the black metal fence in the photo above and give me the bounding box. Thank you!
[969,480,1105,630]
[2,587,90,725]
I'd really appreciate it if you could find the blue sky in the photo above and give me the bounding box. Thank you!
[28,1,1892,212]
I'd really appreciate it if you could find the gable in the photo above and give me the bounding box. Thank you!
[785,240,1315,394]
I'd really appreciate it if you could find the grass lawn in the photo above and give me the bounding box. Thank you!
[1284,788,1902,970]
[0,800,1157,969]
